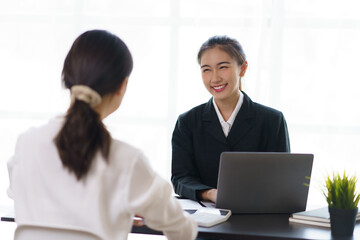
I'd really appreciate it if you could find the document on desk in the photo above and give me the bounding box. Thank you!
[190,208,232,227]
[200,201,216,208]
[178,199,205,210]
[177,199,232,227]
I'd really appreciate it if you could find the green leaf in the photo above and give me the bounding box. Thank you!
[323,171,360,209]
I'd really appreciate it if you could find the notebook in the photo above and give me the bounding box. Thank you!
[289,207,360,228]
[215,152,314,214]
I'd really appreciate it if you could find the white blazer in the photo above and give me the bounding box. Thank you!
[7,116,197,240]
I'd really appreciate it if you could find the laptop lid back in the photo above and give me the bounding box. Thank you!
[215,152,313,214]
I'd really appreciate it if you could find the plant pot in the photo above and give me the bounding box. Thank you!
[328,207,358,236]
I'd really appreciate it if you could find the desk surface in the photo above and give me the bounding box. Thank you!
[3,210,359,239]
[132,213,360,240]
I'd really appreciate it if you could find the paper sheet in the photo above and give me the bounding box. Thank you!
[177,199,204,210]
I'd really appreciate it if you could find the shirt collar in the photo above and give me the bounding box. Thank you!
[213,91,244,125]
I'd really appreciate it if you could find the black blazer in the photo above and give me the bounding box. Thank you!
[171,92,290,201]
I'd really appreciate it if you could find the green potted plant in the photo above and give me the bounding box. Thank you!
[324,172,360,236]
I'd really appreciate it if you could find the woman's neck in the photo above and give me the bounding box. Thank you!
[214,92,240,122]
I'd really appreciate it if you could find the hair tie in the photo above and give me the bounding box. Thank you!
[70,85,102,107]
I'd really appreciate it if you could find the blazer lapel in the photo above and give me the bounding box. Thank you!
[227,92,256,145]
[202,99,228,145]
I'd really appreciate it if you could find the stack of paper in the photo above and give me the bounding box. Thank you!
[289,207,360,228]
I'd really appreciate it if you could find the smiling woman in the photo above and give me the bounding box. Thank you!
[171,35,291,203]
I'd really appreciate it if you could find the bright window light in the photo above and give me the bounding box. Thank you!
[1,0,360,210]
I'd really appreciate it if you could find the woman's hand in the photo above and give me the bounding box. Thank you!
[200,189,217,203]
[133,215,145,226]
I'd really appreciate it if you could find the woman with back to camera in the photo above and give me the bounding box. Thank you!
[7,30,197,240]
[171,35,290,203]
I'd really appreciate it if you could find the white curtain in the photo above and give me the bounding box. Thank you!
[1,0,359,208]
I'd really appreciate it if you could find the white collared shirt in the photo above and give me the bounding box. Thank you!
[213,91,244,137]
[7,115,197,240]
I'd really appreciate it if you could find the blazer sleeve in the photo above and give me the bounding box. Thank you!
[171,115,212,201]
[265,111,291,152]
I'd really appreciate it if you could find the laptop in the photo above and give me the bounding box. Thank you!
[215,152,314,214]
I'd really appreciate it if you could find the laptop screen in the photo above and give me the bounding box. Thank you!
[216,152,314,214]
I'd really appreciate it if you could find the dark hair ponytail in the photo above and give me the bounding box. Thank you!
[54,30,133,180]
[55,101,110,179]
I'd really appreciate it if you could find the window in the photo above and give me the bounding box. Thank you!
[1,0,360,209]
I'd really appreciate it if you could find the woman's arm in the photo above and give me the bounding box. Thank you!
[127,153,197,240]
[265,111,290,152]
[171,115,212,201]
